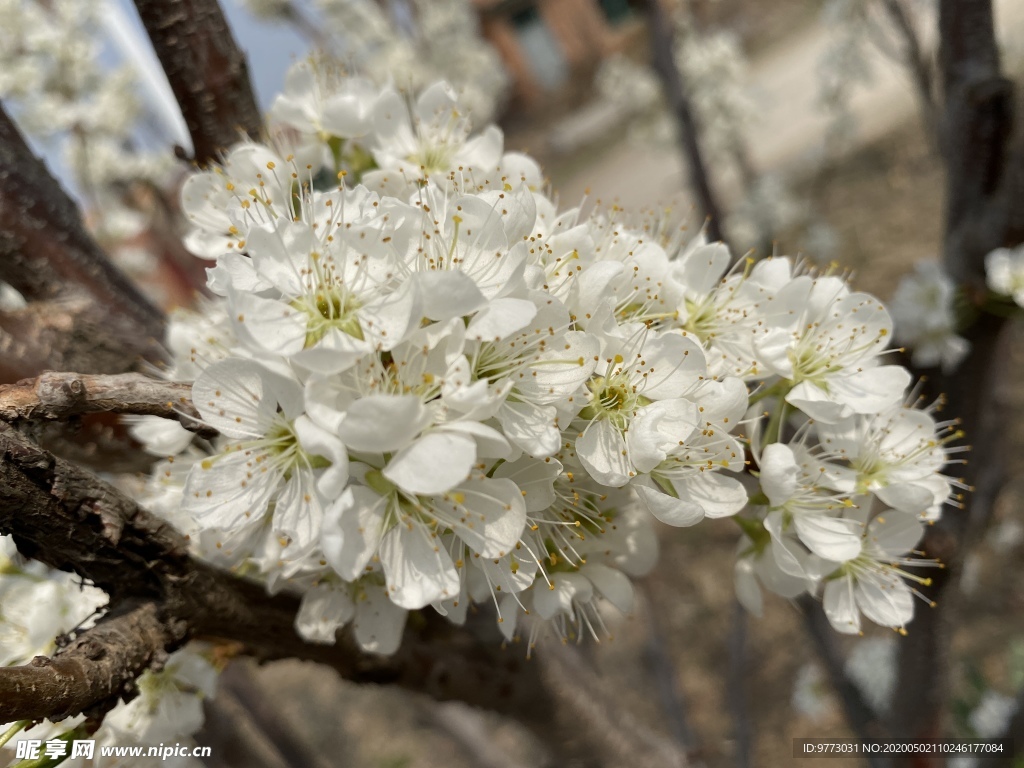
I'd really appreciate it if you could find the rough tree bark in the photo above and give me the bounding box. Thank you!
[131,0,264,165]
[0,106,164,380]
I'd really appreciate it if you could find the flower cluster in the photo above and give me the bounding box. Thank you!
[0,537,216,766]
[239,0,509,123]
[115,67,960,654]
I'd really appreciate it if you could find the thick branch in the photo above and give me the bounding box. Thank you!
[639,0,728,246]
[131,0,263,165]
[0,106,164,375]
[0,601,182,723]
[0,372,210,436]
[0,422,550,729]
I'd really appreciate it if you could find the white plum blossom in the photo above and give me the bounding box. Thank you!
[102,648,218,745]
[891,261,969,372]
[755,275,911,423]
[985,244,1024,307]
[815,401,961,521]
[821,508,937,635]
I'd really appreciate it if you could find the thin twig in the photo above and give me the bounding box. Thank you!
[639,0,729,247]
[887,1,1024,757]
[217,663,338,768]
[726,599,753,768]
[419,700,532,768]
[0,371,210,436]
[640,585,703,762]
[0,601,182,722]
[879,0,938,143]
[535,640,690,768]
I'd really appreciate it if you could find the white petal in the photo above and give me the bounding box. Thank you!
[384,431,476,494]
[637,333,707,400]
[492,456,560,513]
[515,330,599,405]
[338,394,431,452]
[466,297,538,341]
[353,582,408,655]
[182,448,279,529]
[635,482,705,527]
[764,511,814,579]
[823,578,862,634]
[828,366,912,416]
[532,572,593,621]
[431,477,527,558]
[192,359,277,438]
[856,572,914,629]
[295,583,355,644]
[231,292,309,356]
[322,487,387,581]
[497,400,560,458]
[793,515,863,563]
[379,520,461,609]
[584,564,634,614]
[361,277,421,351]
[627,399,699,473]
[127,416,194,457]
[734,557,764,617]
[759,443,799,508]
[681,471,748,518]
[875,483,935,515]
[438,420,512,460]
[293,415,349,497]
[273,469,323,549]
[867,510,924,558]
[786,381,850,424]
[577,418,632,487]
[291,326,370,374]
[415,271,487,321]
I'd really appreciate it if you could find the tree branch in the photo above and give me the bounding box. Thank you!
[0,372,210,436]
[0,105,164,377]
[639,0,728,247]
[726,600,753,768]
[0,420,546,711]
[0,601,183,723]
[131,0,263,165]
